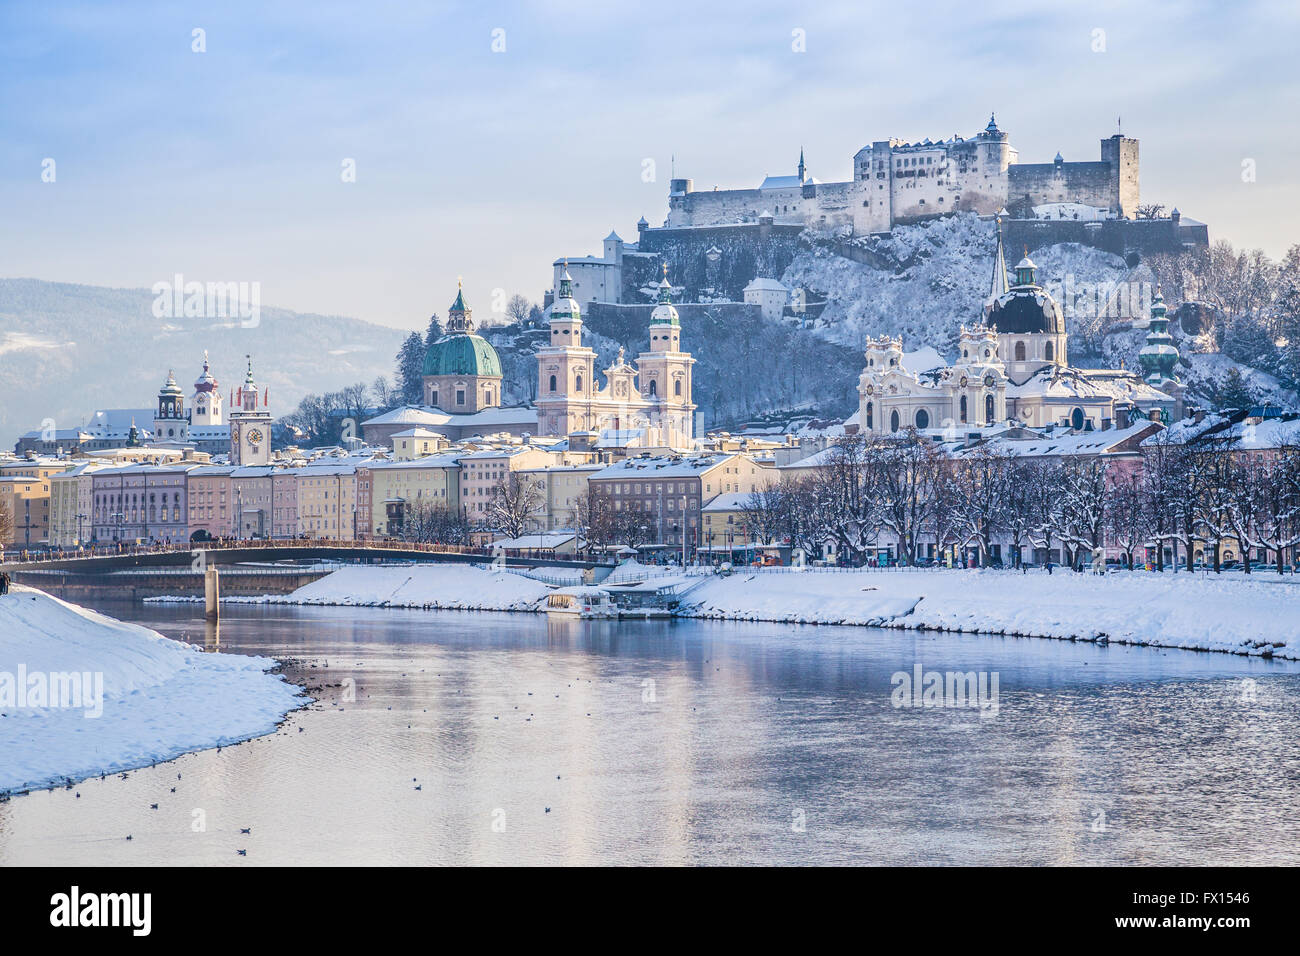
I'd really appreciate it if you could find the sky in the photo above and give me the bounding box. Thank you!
[3,0,1298,333]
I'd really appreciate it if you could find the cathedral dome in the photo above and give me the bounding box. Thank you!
[422,332,502,377]
[986,253,1065,334]
[987,288,1065,334]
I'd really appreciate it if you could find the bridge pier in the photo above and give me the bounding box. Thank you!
[205,566,220,622]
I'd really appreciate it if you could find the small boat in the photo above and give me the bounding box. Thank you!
[544,586,617,619]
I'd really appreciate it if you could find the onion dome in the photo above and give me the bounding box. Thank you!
[1139,286,1180,385]
[193,351,218,393]
[548,262,582,324]
[649,263,679,327]
[159,369,184,398]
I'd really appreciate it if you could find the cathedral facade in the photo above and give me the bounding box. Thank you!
[536,265,695,449]
[858,224,1181,436]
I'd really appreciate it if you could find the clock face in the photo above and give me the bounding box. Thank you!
[247,428,264,445]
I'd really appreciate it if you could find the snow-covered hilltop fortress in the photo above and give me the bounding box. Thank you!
[553,116,1208,310]
[667,115,1139,233]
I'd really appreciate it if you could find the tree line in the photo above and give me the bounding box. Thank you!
[737,430,1300,573]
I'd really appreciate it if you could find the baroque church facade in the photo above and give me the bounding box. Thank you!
[536,264,696,449]
[858,221,1182,436]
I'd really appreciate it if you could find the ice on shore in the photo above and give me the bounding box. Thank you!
[0,586,306,795]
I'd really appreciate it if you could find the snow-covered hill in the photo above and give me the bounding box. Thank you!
[782,213,1296,409]
[0,278,406,449]
[784,214,1129,356]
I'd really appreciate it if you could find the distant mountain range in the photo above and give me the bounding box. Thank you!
[0,278,406,450]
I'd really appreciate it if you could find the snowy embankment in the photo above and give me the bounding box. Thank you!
[204,564,554,612]
[0,587,306,795]
[680,568,1300,658]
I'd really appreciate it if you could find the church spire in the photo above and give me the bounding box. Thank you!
[989,214,1009,300]
[798,147,806,184]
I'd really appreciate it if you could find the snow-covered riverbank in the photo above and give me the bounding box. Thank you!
[0,586,307,795]
[148,563,1300,659]
[147,564,553,612]
[678,568,1300,658]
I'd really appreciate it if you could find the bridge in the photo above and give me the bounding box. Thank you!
[1,540,613,600]
[0,539,611,573]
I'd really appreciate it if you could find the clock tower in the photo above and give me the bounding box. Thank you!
[229,355,273,465]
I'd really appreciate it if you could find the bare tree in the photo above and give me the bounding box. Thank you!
[1057,458,1110,568]
[871,430,943,566]
[1252,449,1300,574]
[486,473,544,539]
[952,447,1014,566]
[506,294,532,327]
[399,503,471,545]
[573,490,615,554]
[1106,467,1151,569]
[742,482,788,546]
[0,496,13,546]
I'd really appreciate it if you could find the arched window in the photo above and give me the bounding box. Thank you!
[575,374,583,392]
[674,379,682,396]
[648,380,657,397]
[1014,341,1026,361]
[1071,407,1085,430]
[916,409,930,429]
[1045,341,1055,361]
[890,410,900,432]
[866,402,873,429]
[985,394,995,424]
[959,395,968,423]
[549,374,557,393]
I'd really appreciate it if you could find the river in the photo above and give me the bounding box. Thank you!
[2,599,1298,865]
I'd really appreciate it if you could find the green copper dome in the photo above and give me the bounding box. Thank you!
[422,332,502,377]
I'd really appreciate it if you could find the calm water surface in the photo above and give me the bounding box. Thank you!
[2,599,1298,865]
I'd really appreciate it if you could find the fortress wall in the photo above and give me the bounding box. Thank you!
[667,187,766,227]
[637,224,804,301]
[1008,161,1117,212]
[1003,217,1204,260]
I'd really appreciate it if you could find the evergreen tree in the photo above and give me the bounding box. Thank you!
[396,332,427,406]
[1216,366,1255,411]
[425,315,443,348]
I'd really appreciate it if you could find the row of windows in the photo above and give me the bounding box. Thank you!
[865,395,997,431]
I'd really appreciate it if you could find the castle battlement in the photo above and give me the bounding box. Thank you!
[664,116,1139,236]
